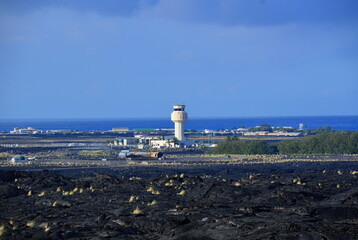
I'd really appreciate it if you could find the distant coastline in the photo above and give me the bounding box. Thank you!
[0,116,357,132]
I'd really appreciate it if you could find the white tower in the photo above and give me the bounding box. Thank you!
[171,105,188,141]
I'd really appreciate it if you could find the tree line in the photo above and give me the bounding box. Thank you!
[209,132,358,155]
[209,136,277,155]
[278,131,358,154]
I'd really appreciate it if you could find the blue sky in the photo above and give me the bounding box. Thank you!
[1,0,357,119]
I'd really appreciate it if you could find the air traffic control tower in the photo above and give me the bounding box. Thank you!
[171,105,188,141]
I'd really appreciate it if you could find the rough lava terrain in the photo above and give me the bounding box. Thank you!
[0,169,358,239]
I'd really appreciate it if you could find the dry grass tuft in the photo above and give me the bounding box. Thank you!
[147,186,160,195]
[37,191,45,197]
[0,225,5,236]
[26,220,36,228]
[41,223,50,232]
[178,190,186,195]
[233,182,241,187]
[147,200,157,206]
[132,206,142,215]
[128,196,138,203]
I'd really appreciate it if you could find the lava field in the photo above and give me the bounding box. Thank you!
[0,169,358,239]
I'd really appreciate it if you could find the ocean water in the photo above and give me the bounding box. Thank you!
[0,116,357,132]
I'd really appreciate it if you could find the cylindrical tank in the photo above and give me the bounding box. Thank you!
[171,105,188,141]
[127,152,163,159]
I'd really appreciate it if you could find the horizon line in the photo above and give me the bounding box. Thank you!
[1,115,357,121]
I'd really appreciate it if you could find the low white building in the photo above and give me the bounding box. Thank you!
[10,127,42,134]
[150,139,176,149]
[267,132,303,137]
[46,129,72,134]
[237,128,248,132]
[112,128,129,132]
[244,131,302,137]
[114,138,138,146]
[244,131,269,136]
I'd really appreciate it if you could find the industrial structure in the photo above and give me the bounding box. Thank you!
[171,105,188,141]
[299,123,306,130]
[118,150,163,160]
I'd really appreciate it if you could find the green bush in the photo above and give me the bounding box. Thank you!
[278,131,358,154]
[210,138,278,155]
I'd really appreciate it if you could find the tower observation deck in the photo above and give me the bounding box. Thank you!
[171,105,188,141]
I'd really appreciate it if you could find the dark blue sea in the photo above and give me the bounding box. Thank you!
[0,116,357,132]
